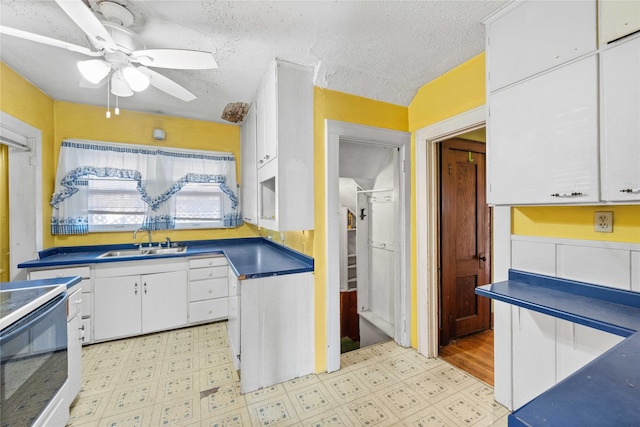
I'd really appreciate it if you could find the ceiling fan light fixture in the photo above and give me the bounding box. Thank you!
[111,72,133,97]
[77,59,110,84]
[123,65,150,91]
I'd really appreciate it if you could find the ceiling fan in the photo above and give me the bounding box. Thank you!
[0,0,217,102]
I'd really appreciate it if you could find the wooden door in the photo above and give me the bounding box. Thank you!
[440,138,490,346]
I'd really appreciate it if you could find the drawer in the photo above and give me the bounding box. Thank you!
[189,298,228,324]
[189,278,228,302]
[190,266,227,281]
[82,292,92,318]
[189,257,227,269]
[81,318,91,344]
[29,266,91,280]
[67,289,82,320]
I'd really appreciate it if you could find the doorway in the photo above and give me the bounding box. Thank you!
[325,120,411,373]
[439,138,491,346]
[0,112,43,281]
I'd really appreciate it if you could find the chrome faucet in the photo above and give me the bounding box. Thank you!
[165,237,172,248]
[133,227,153,247]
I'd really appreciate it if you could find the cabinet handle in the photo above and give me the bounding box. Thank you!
[620,188,640,194]
[244,217,252,221]
[144,282,147,294]
[265,154,270,159]
[550,192,584,198]
[258,159,264,164]
[134,282,138,295]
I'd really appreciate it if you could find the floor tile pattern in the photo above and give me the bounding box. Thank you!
[69,322,509,426]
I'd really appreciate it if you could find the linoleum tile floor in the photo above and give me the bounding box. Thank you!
[68,321,510,426]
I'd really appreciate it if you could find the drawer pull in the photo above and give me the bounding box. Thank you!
[620,188,640,194]
[550,192,584,197]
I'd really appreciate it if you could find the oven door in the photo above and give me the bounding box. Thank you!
[1,293,68,426]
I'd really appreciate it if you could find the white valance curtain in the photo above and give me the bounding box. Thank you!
[50,139,241,234]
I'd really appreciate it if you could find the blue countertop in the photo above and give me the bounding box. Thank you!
[476,270,640,427]
[17,238,314,280]
[1,276,82,291]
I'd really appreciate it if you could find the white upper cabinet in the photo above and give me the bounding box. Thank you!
[257,70,278,169]
[488,55,599,205]
[600,0,640,44]
[240,105,258,225]
[249,59,314,232]
[486,0,596,91]
[601,36,640,201]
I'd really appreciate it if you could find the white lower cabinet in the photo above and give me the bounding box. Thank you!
[240,272,314,394]
[66,287,83,405]
[511,306,625,410]
[555,319,624,381]
[227,267,240,370]
[512,307,556,409]
[94,260,187,341]
[188,256,229,324]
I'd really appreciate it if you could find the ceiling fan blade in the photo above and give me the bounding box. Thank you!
[54,0,116,51]
[0,26,101,56]
[142,68,197,102]
[132,49,217,70]
[79,76,107,89]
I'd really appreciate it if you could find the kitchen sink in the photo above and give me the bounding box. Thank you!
[98,246,187,258]
[146,246,187,255]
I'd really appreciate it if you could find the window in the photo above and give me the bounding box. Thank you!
[87,177,145,231]
[51,139,241,234]
[174,183,224,228]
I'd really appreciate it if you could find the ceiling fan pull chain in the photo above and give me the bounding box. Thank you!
[106,78,111,119]
[115,96,120,116]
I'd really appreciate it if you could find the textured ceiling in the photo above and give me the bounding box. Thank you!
[0,0,506,124]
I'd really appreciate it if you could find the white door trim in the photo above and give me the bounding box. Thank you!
[325,120,411,372]
[414,106,486,357]
[1,111,43,280]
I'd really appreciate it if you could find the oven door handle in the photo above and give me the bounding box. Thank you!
[0,293,67,342]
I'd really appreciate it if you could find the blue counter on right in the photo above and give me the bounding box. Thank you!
[476,270,640,427]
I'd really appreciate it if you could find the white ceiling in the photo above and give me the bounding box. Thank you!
[0,0,506,124]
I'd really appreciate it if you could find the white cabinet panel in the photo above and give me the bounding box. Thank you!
[241,105,258,224]
[601,36,640,201]
[141,270,187,334]
[189,266,227,281]
[189,278,228,302]
[188,298,228,324]
[227,268,240,370]
[600,0,640,44]
[257,69,277,168]
[511,240,556,276]
[557,244,631,290]
[488,55,599,205]
[240,272,314,394]
[487,0,596,91]
[556,320,624,382]
[632,251,640,293]
[29,266,90,280]
[189,257,227,269]
[67,289,82,404]
[94,275,141,340]
[512,307,556,409]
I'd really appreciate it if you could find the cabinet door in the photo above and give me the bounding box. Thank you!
[67,290,82,403]
[601,36,640,201]
[261,69,277,167]
[487,0,596,91]
[227,268,240,370]
[142,270,187,334]
[600,0,640,44]
[488,55,599,205]
[241,105,258,224]
[512,307,556,409]
[556,320,624,382]
[94,276,141,340]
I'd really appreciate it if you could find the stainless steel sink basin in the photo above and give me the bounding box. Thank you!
[146,246,187,255]
[98,246,187,258]
[98,248,150,258]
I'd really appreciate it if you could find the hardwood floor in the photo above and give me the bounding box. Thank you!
[439,329,494,386]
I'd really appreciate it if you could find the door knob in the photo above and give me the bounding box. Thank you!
[477,253,487,262]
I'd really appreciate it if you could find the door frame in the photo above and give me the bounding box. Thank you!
[1,111,43,280]
[325,120,411,373]
[415,106,486,357]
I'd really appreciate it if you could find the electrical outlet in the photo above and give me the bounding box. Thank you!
[594,211,613,233]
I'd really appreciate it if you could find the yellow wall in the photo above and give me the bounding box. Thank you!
[52,101,257,247]
[513,206,640,243]
[407,53,487,348]
[312,87,408,371]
